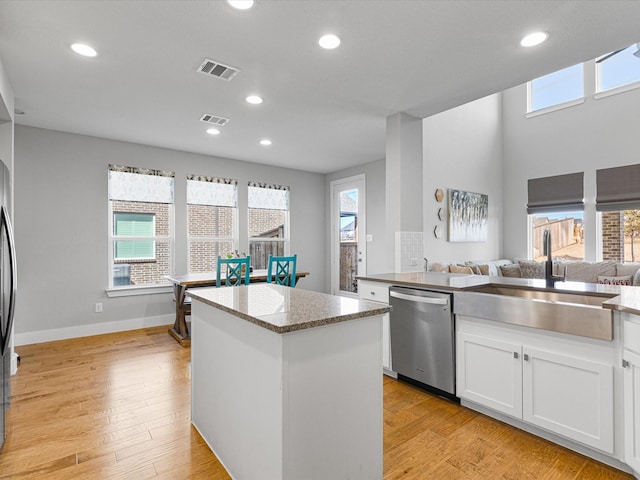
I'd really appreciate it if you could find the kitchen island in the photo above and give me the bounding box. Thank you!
[188,283,390,480]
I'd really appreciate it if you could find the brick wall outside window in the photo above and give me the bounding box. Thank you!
[602,210,623,261]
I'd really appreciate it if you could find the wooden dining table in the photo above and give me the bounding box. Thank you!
[165,269,309,346]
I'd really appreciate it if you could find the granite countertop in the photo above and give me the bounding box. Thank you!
[188,283,391,334]
[357,271,623,297]
[358,272,640,317]
[603,286,640,316]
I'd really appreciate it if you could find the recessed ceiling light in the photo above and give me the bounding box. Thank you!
[70,43,98,57]
[520,32,548,47]
[227,0,254,10]
[260,139,272,146]
[206,128,221,135]
[246,95,263,105]
[319,34,341,50]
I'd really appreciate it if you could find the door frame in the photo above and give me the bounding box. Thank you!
[330,174,366,296]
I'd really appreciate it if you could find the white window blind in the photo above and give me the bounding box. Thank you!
[187,175,238,207]
[248,182,289,210]
[109,165,174,203]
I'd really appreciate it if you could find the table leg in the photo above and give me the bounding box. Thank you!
[168,283,191,347]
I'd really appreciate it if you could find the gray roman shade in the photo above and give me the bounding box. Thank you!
[596,164,640,211]
[527,172,584,214]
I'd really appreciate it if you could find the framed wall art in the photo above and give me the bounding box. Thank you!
[447,189,488,242]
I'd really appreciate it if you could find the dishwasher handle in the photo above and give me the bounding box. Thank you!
[390,290,449,305]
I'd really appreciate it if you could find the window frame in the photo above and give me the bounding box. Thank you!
[595,43,640,98]
[526,63,585,117]
[186,176,239,273]
[247,183,290,269]
[107,165,175,291]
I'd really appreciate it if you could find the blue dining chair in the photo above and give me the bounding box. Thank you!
[217,256,251,287]
[267,254,297,287]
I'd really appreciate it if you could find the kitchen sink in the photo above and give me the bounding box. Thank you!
[454,285,615,340]
[468,285,612,307]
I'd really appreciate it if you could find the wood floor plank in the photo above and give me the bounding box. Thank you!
[0,326,634,479]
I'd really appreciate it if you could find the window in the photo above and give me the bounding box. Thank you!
[597,164,640,262]
[596,42,640,93]
[527,173,584,261]
[113,213,155,260]
[528,63,584,112]
[108,165,174,288]
[530,212,585,261]
[248,182,289,270]
[187,175,238,273]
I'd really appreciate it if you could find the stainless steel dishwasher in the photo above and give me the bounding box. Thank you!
[389,286,456,399]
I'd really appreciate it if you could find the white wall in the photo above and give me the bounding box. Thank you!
[325,159,387,287]
[502,65,640,261]
[14,126,325,341]
[422,93,504,263]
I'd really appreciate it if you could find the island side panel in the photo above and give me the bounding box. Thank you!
[282,315,383,480]
[191,302,285,480]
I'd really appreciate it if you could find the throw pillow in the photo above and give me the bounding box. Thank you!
[517,260,545,279]
[430,262,448,273]
[635,269,640,287]
[500,264,522,278]
[449,265,473,274]
[477,264,490,276]
[597,275,633,286]
[564,261,617,283]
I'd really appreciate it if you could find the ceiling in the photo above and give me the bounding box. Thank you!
[1,1,640,174]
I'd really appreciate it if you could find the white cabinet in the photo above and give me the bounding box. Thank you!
[457,332,522,418]
[358,280,393,374]
[623,316,640,474]
[522,347,613,453]
[457,319,614,454]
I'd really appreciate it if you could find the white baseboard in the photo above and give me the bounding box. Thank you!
[14,314,174,346]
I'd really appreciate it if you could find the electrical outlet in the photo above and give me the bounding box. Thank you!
[95,303,103,313]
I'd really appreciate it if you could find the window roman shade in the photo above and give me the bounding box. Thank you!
[108,164,175,204]
[596,164,640,211]
[187,175,238,207]
[527,172,584,214]
[248,182,290,211]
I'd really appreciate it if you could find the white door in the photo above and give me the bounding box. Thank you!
[330,175,366,297]
[522,347,614,454]
[624,350,640,473]
[456,332,523,418]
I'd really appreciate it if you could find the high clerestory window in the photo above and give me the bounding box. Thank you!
[596,42,640,94]
[187,175,238,273]
[527,63,584,113]
[108,165,174,288]
[248,182,290,270]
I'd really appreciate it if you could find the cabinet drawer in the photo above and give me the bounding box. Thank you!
[359,282,389,303]
[624,318,640,355]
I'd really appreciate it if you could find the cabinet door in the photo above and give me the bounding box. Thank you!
[457,332,522,418]
[522,347,614,454]
[358,281,392,374]
[624,349,640,474]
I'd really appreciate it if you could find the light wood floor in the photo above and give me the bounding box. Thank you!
[0,326,633,479]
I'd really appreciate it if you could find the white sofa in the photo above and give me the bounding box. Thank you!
[428,259,640,286]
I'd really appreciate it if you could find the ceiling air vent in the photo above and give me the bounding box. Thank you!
[200,113,230,126]
[197,58,239,81]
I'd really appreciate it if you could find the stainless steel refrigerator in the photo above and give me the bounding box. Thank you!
[0,158,16,451]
